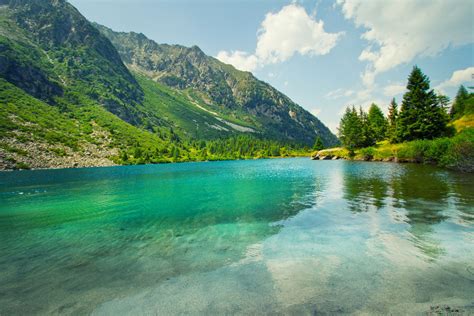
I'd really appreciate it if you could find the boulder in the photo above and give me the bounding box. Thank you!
[363,154,373,161]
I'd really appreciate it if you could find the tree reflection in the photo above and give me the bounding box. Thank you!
[446,174,474,225]
[390,165,452,260]
[342,162,455,261]
[342,163,389,213]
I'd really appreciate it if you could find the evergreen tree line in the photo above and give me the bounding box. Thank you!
[119,135,308,165]
[338,66,472,150]
[450,84,474,119]
[338,103,388,150]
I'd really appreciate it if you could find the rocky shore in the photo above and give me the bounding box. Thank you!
[0,137,117,171]
[311,148,418,163]
[311,148,343,161]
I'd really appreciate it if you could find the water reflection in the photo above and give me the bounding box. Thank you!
[342,163,390,212]
[446,175,474,225]
[341,162,474,261]
[0,159,473,315]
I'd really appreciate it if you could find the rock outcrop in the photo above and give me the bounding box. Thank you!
[311,148,343,160]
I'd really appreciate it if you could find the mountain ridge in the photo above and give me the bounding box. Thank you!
[0,0,338,170]
[94,23,338,146]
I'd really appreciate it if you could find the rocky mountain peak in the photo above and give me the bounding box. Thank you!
[95,23,338,146]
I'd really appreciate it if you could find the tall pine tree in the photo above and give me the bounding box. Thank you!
[387,98,398,143]
[338,106,364,151]
[450,85,469,119]
[397,66,448,141]
[359,106,376,147]
[367,103,388,142]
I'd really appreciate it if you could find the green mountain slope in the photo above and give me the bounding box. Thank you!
[0,0,337,169]
[1,0,146,124]
[0,78,168,169]
[0,0,176,169]
[95,24,338,146]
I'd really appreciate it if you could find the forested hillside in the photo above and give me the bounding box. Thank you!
[0,0,337,170]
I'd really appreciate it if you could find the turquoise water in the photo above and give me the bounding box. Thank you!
[0,158,473,315]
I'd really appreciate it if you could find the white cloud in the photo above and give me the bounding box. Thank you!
[255,4,342,64]
[338,0,473,87]
[325,88,355,99]
[435,66,474,93]
[383,83,406,97]
[344,90,355,97]
[215,51,258,72]
[338,88,388,113]
[326,88,343,99]
[216,4,342,72]
[310,108,321,116]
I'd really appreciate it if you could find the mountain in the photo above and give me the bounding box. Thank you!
[95,24,338,146]
[0,0,337,170]
[1,0,147,124]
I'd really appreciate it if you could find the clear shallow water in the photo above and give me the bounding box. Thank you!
[0,158,473,315]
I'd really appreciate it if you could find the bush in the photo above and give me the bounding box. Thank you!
[440,129,474,172]
[15,162,30,170]
[348,128,474,172]
[359,147,375,160]
[424,138,450,163]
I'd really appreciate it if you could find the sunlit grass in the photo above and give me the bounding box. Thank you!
[313,128,474,172]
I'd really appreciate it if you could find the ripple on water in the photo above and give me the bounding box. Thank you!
[0,159,473,314]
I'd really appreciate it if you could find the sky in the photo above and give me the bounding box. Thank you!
[70,0,473,133]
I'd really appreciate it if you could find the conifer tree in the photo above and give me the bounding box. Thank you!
[338,106,364,151]
[313,136,324,151]
[359,107,376,147]
[367,103,388,142]
[450,85,469,119]
[397,66,448,141]
[387,98,398,143]
[437,94,450,109]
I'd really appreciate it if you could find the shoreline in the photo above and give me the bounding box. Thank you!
[311,140,473,173]
[0,154,311,172]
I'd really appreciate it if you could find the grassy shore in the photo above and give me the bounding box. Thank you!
[312,126,474,172]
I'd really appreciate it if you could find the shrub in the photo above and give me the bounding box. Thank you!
[349,128,474,172]
[424,138,450,163]
[359,147,375,160]
[15,162,30,170]
[440,129,474,172]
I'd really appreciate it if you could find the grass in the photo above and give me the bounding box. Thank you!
[451,114,474,133]
[0,3,321,170]
[313,128,474,172]
[136,73,231,140]
[1,78,313,168]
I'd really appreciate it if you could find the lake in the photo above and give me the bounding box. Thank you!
[0,158,473,315]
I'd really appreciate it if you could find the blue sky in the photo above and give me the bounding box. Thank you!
[70,0,473,133]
